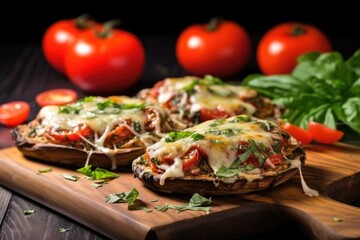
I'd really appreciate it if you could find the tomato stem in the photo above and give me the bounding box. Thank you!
[207,17,223,31]
[291,24,307,36]
[75,14,92,29]
[96,19,121,38]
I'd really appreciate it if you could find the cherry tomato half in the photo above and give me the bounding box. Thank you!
[257,22,332,75]
[48,125,93,142]
[42,15,97,74]
[36,88,78,107]
[0,101,30,127]
[281,122,313,144]
[199,108,229,122]
[308,122,344,144]
[176,18,251,78]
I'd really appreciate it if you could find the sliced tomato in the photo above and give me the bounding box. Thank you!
[36,88,78,107]
[281,122,313,144]
[106,125,133,143]
[267,154,284,165]
[48,125,93,142]
[199,108,229,122]
[0,101,30,127]
[182,148,201,171]
[308,122,344,144]
[149,80,164,98]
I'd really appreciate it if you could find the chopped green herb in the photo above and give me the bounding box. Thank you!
[205,128,241,136]
[228,115,252,123]
[210,139,225,144]
[105,188,148,211]
[76,165,92,177]
[132,121,141,132]
[59,228,69,233]
[38,168,52,173]
[59,105,82,114]
[215,164,256,178]
[165,131,204,142]
[91,180,108,189]
[61,174,79,181]
[76,165,119,180]
[209,118,225,127]
[155,193,212,214]
[183,75,224,93]
[79,96,96,102]
[92,167,119,180]
[23,209,35,216]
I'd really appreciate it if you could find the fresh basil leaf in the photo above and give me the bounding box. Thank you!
[76,165,93,177]
[350,78,360,95]
[243,74,306,98]
[296,51,321,63]
[105,188,139,207]
[340,97,360,133]
[155,193,211,214]
[298,104,337,129]
[59,105,82,114]
[347,49,360,77]
[92,167,119,180]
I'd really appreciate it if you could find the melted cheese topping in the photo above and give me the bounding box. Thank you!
[157,77,258,116]
[37,96,165,169]
[147,115,280,184]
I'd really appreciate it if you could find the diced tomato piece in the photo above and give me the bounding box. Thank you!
[267,154,284,166]
[48,125,93,142]
[106,125,133,142]
[199,108,229,122]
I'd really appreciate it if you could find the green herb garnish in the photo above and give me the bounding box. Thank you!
[105,188,150,211]
[165,131,204,142]
[61,174,79,181]
[38,168,52,173]
[155,193,212,214]
[23,209,35,215]
[183,75,225,93]
[76,165,119,180]
[242,50,360,136]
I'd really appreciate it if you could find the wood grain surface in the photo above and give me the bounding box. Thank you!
[0,143,359,240]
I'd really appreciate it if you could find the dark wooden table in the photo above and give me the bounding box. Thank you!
[0,36,359,239]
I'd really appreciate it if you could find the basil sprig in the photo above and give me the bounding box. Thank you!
[243,50,360,136]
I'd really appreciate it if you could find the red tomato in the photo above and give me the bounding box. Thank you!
[199,108,229,122]
[42,15,96,73]
[308,122,344,144]
[182,148,201,171]
[0,101,30,127]
[64,23,145,94]
[267,154,284,165]
[257,22,332,75]
[281,122,313,144]
[176,18,251,78]
[36,88,78,107]
[48,125,93,142]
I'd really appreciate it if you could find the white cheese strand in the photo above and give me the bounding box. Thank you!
[291,160,319,197]
[159,157,184,185]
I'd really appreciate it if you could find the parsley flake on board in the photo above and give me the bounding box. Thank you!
[61,174,79,181]
[105,188,152,212]
[155,193,212,214]
[37,168,52,173]
[23,209,35,216]
[76,165,119,180]
[59,228,70,233]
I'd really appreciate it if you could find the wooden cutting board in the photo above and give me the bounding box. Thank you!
[0,143,359,240]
